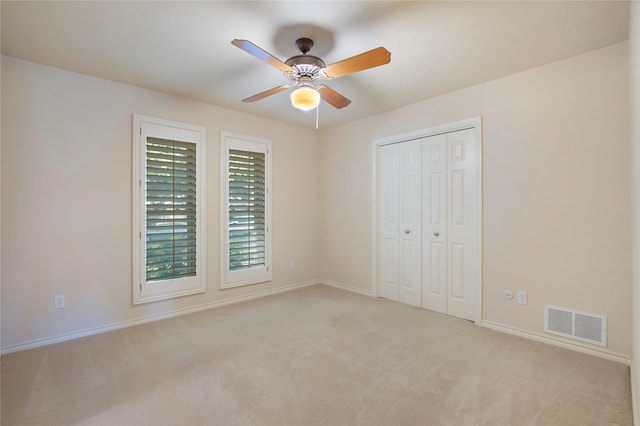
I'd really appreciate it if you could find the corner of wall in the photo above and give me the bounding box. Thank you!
[630,1,640,424]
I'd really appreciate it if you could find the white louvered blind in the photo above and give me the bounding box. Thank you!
[145,137,197,282]
[228,149,266,271]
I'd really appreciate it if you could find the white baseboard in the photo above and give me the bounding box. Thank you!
[321,280,376,297]
[1,279,320,355]
[482,320,631,365]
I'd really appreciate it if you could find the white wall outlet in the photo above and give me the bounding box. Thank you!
[288,260,295,271]
[503,290,514,299]
[517,290,528,305]
[54,294,66,309]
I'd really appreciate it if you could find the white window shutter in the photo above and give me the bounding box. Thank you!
[133,115,206,304]
[221,132,272,288]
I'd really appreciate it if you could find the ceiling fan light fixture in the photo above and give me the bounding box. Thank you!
[290,86,320,111]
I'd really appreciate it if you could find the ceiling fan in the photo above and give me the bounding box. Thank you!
[231,38,391,111]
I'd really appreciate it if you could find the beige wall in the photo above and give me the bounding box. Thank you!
[0,56,322,350]
[630,0,639,421]
[320,42,631,357]
[0,66,2,350]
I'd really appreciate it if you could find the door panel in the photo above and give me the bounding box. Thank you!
[431,172,444,225]
[446,128,477,321]
[429,241,445,296]
[398,141,422,307]
[450,243,465,300]
[422,134,447,313]
[379,144,400,301]
[379,141,422,306]
[380,236,399,300]
[400,238,420,306]
[450,170,465,226]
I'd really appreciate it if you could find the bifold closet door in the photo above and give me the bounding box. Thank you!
[422,128,478,321]
[378,140,422,307]
[421,134,448,314]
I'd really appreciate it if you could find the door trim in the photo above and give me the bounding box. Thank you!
[371,117,483,324]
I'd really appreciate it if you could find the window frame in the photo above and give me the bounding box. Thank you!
[220,131,272,289]
[133,115,206,304]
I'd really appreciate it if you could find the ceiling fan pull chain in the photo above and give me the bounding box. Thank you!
[316,103,320,129]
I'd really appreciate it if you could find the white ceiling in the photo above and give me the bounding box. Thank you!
[1,1,630,130]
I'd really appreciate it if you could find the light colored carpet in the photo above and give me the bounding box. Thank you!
[1,284,632,426]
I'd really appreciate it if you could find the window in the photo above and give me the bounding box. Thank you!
[133,115,206,304]
[221,132,272,288]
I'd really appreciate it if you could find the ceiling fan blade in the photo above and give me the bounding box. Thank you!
[317,85,351,109]
[231,39,293,73]
[242,85,292,103]
[324,47,391,79]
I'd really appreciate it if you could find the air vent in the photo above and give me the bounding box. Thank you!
[544,305,607,347]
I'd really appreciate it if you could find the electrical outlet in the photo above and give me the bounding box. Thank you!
[517,291,527,305]
[288,260,295,271]
[54,294,66,309]
[503,290,514,299]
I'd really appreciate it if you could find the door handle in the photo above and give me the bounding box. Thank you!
[434,232,440,237]
[404,230,410,234]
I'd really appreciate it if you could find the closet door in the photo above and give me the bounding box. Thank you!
[379,143,400,302]
[446,128,477,321]
[422,134,448,314]
[421,129,477,321]
[378,141,422,307]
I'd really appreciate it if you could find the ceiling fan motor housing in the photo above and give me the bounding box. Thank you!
[283,38,327,81]
[285,55,326,80]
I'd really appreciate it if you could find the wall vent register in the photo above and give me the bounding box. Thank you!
[544,305,607,347]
